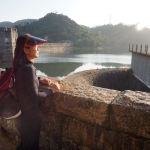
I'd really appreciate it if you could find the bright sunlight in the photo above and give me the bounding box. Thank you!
[136,23,145,30]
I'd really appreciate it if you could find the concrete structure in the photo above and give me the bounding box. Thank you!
[130,45,150,88]
[0,27,18,62]
[39,43,73,53]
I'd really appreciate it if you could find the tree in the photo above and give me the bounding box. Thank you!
[15,13,107,48]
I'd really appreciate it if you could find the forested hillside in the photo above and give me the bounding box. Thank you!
[1,13,150,51]
[0,19,35,27]
[90,24,150,48]
[15,13,108,48]
[0,21,13,27]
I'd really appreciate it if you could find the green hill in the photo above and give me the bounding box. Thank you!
[0,21,13,27]
[5,13,149,52]
[90,23,150,49]
[0,19,35,27]
[15,13,108,48]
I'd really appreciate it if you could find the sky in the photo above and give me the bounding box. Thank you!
[0,0,150,29]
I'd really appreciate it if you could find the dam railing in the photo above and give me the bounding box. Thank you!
[129,44,149,54]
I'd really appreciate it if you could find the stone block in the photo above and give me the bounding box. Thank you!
[54,84,120,126]
[96,128,143,150]
[40,109,63,150]
[62,117,96,148]
[144,140,150,150]
[62,139,78,150]
[110,90,150,139]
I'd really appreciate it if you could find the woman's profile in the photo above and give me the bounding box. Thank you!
[13,33,60,150]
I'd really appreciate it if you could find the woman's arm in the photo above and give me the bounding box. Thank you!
[23,65,53,102]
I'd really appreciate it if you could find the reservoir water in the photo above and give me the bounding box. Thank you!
[0,51,132,79]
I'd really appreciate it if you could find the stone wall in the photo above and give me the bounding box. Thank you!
[0,27,17,62]
[0,46,15,62]
[131,51,150,88]
[38,43,73,53]
[1,68,150,150]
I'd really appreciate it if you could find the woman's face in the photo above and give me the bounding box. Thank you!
[24,45,39,62]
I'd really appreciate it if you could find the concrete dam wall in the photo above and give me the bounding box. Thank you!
[1,68,150,150]
[131,52,150,88]
[38,43,73,53]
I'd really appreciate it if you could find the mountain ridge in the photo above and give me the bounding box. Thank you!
[1,13,150,52]
[0,19,36,27]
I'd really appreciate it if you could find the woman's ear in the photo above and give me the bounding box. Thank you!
[23,47,29,54]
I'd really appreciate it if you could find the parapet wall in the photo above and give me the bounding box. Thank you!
[131,51,150,88]
[1,69,150,150]
[38,43,73,53]
[51,85,150,150]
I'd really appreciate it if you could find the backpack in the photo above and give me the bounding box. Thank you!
[0,67,21,119]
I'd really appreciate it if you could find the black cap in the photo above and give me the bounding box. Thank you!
[24,36,46,47]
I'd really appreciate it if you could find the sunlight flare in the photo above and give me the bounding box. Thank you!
[136,23,144,30]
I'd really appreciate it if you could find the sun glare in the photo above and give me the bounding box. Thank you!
[136,23,144,30]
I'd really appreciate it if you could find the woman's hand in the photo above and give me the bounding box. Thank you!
[50,82,60,93]
[39,77,60,93]
[39,78,51,86]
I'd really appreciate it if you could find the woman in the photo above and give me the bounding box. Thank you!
[13,33,60,150]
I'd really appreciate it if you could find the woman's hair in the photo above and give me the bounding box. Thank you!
[13,33,31,67]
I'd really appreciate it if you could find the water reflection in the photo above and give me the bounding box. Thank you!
[34,53,131,64]
[0,62,12,69]
[34,62,82,78]
[0,52,131,78]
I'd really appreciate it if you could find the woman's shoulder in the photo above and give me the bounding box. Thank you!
[17,63,35,72]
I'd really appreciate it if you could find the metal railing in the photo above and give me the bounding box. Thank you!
[129,44,149,54]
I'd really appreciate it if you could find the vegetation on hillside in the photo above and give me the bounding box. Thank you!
[0,19,35,27]
[0,21,13,27]
[2,13,150,51]
[15,13,108,48]
[90,23,150,48]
